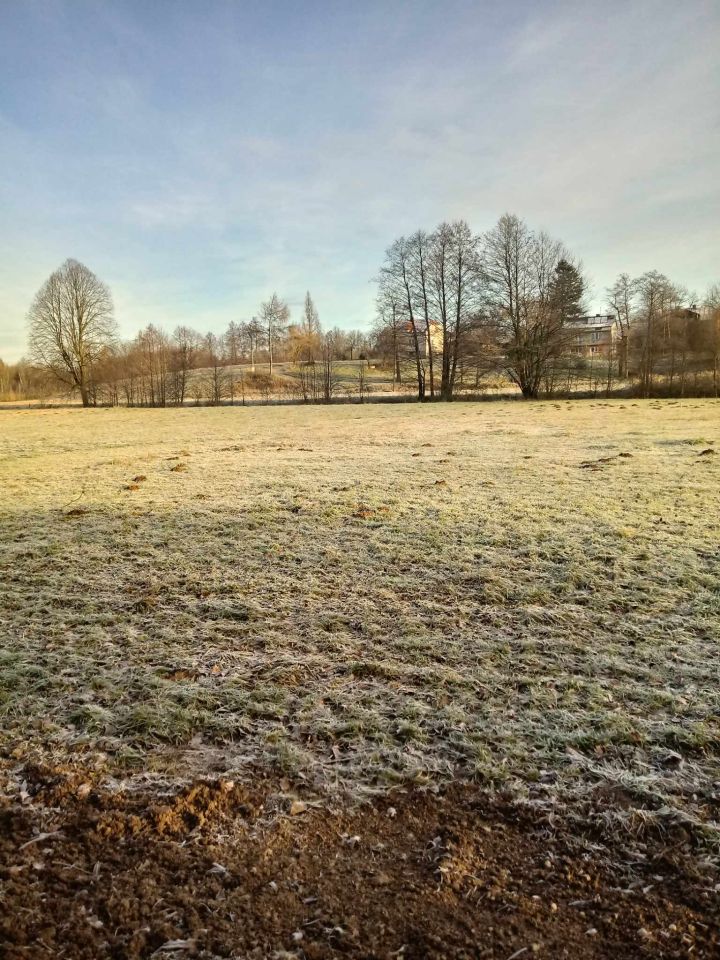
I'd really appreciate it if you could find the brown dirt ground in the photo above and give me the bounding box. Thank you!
[0,766,718,960]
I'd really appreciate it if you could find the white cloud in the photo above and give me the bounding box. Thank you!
[0,0,718,359]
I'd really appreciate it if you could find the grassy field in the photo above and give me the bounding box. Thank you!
[1,399,719,850]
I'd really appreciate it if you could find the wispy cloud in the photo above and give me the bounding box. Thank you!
[0,0,718,359]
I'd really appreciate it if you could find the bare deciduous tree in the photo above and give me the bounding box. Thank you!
[0,358,53,402]
[703,284,720,395]
[356,364,370,402]
[408,230,437,397]
[484,214,581,398]
[205,332,229,405]
[289,292,323,363]
[297,360,320,402]
[170,326,198,406]
[224,320,243,365]
[260,293,290,377]
[346,329,363,362]
[377,221,485,401]
[320,331,343,402]
[27,259,117,406]
[429,220,484,400]
[606,273,635,378]
[379,237,427,400]
[301,291,322,360]
[135,324,170,407]
[373,289,404,385]
[632,271,679,397]
[241,317,265,371]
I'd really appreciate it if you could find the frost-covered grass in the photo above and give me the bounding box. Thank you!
[1,400,718,841]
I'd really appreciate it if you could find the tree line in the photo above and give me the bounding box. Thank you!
[5,220,719,405]
[17,261,370,406]
[374,214,720,400]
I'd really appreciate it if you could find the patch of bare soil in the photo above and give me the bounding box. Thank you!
[0,767,717,960]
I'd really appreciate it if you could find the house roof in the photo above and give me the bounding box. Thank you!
[568,314,616,329]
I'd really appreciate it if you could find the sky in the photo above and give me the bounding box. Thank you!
[1,0,718,362]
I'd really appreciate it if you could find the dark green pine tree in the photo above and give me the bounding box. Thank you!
[551,259,585,323]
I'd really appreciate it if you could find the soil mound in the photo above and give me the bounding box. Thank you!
[1,767,717,959]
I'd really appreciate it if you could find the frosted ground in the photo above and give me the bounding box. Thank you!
[1,399,718,856]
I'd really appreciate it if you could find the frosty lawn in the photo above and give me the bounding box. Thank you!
[1,399,718,854]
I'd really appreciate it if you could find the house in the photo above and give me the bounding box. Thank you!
[402,320,444,359]
[566,315,619,358]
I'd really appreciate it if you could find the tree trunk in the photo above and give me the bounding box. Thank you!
[426,332,435,399]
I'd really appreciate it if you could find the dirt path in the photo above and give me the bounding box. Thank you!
[1,767,717,959]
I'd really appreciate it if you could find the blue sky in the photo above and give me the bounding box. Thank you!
[1,0,718,361]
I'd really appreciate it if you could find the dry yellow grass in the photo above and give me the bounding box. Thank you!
[1,399,718,851]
